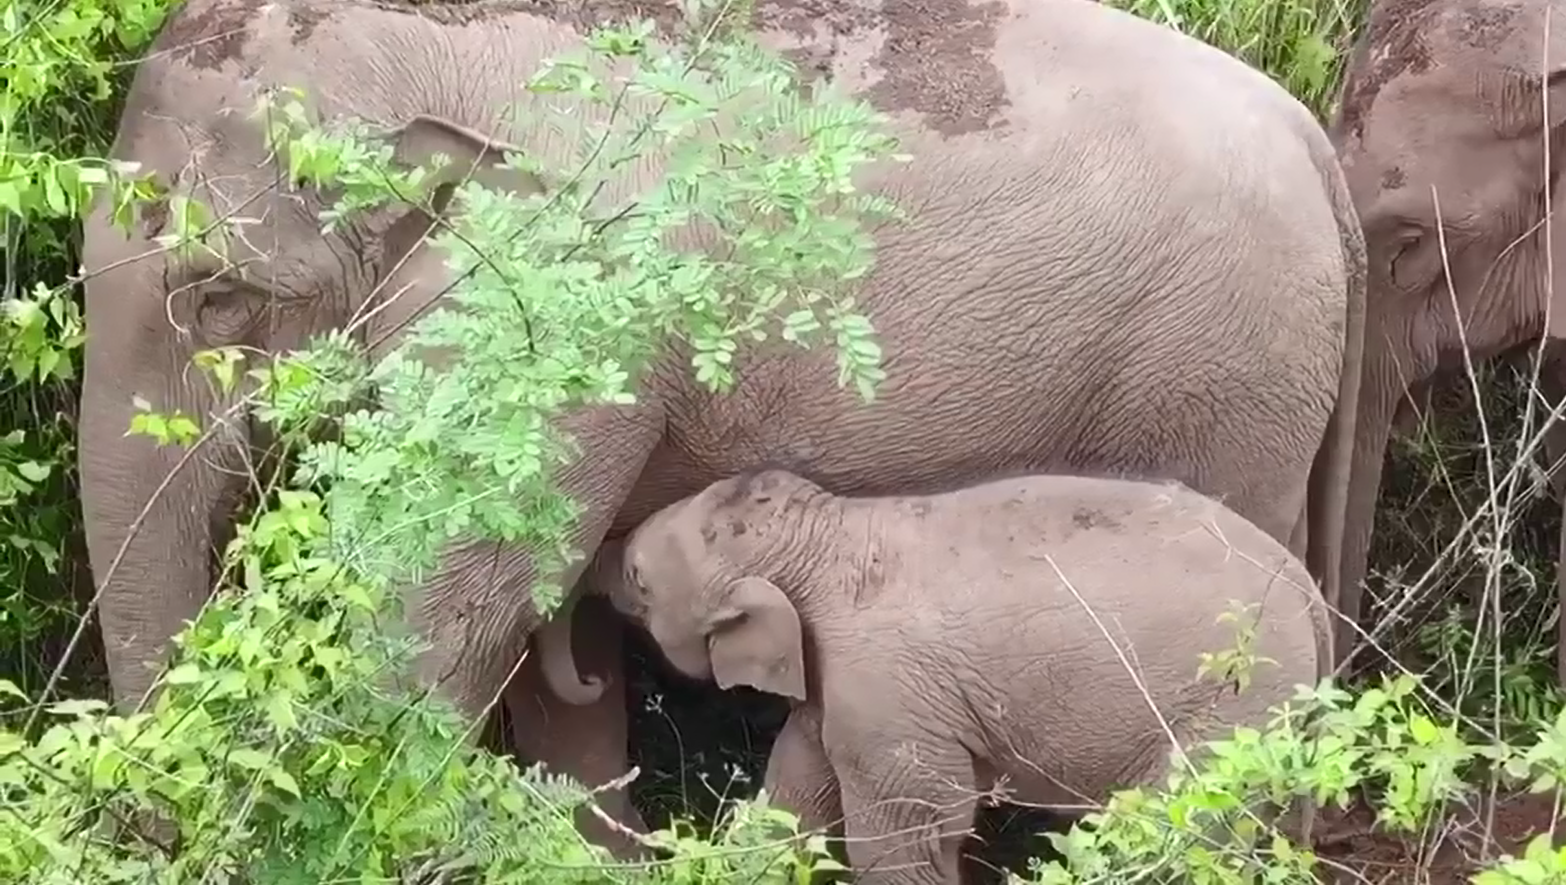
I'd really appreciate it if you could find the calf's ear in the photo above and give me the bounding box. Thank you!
[706,576,807,701]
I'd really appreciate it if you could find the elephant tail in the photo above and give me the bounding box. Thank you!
[536,593,607,706]
[1305,136,1368,675]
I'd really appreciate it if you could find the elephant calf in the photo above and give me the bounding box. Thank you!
[596,468,1332,885]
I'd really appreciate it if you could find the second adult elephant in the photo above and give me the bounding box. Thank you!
[1330,0,1566,670]
[79,0,1363,853]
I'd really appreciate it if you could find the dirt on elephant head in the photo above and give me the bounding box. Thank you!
[1335,0,1443,143]
[146,0,261,72]
[1335,0,1539,144]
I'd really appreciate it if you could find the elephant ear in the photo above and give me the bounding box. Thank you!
[377,114,547,260]
[706,576,807,701]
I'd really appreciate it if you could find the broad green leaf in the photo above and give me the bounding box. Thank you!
[46,698,108,717]
[163,662,203,685]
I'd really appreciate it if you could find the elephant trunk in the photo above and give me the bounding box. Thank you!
[1338,349,1404,668]
[80,332,247,712]
[1305,207,1366,659]
[534,591,605,705]
[531,538,634,705]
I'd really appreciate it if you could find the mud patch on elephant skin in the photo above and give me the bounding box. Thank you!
[1335,0,1441,142]
[757,0,876,41]
[1070,507,1122,532]
[748,0,1013,134]
[138,198,171,239]
[697,516,751,550]
[499,0,861,44]
[754,0,879,88]
[287,4,334,43]
[1457,3,1521,49]
[385,0,688,34]
[1380,166,1407,191]
[862,0,1010,136]
[713,462,823,510]
[148,0,258,72]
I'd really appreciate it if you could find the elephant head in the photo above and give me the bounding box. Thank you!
[605,470,820,701]
[1329,0,1566,661]
[79,0,603,711]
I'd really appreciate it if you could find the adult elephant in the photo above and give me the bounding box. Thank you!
[80,0,1363,853]
[1329,0,1566,669]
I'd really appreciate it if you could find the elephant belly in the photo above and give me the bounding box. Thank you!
[981,724,1180,816]
[619,336,1329,546]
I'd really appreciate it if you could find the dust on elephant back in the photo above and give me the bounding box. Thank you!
[752,0,1013,135]
[302,0,1013,136]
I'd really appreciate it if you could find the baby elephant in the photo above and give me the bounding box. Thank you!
[599,469,1332,884]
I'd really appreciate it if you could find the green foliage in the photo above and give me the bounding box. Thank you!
[0,484,833,881]
[1419,604,1566,738]
[0,0,178,688]
[1032,674,1566,885]
[1198,601,1282,696]
[1477,834,1566,885]
[0,0,171,220]
[252,19,902,605]
[1102,0,1362,119]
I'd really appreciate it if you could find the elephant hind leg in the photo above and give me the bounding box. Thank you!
[832,737,977,885]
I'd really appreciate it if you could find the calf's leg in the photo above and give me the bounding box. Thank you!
[831,735,977,885]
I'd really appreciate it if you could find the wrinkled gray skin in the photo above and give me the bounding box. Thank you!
[597,469,1331,884]
[81,0,1362,856]
[1330,0,1566,672]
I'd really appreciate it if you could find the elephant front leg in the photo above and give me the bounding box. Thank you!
[764,702,847,876]
[505,595,649,860]
[1535,346,1566,687]
[830,734,977,885]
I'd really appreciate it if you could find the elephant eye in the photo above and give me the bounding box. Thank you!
[1388,225,1434,291]
[193,282,263,344]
